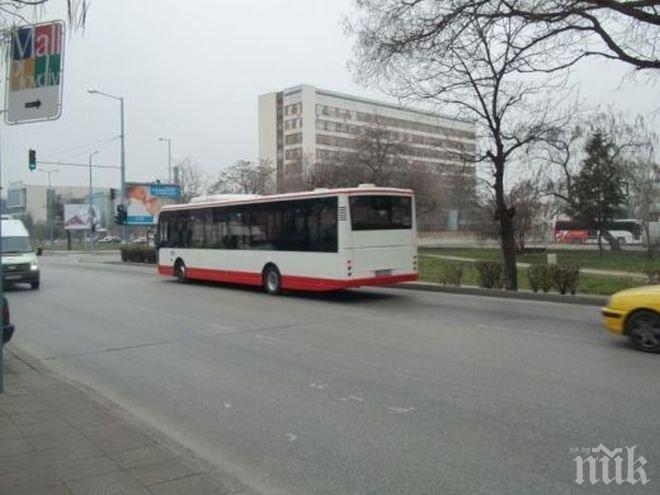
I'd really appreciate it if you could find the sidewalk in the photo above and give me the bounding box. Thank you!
[0,349,255,495]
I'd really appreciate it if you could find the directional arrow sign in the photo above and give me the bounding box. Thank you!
[24,99,42,109]
[5,20,65,125]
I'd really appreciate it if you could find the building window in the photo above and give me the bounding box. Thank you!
[285,133,303,145]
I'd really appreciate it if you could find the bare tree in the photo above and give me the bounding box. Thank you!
[209,159,275,195]
[460,0,660,71]
[625,158,659,257]
[173,157,209,203]
[0,0,90,29]
[350,1,570,289]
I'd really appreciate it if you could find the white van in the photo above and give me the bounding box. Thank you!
[1,216,40,289]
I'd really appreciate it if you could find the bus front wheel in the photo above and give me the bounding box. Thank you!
[263,265,282,295]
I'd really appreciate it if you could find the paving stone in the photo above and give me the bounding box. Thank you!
[127,458,200,486]
[0,437,34,456]
[0,422,24,440]
[149,474,230,495]
[32,436,104,461]
[0,454,63,493]
[66,406,125,430]
[66,470,151,495]
[25,428,91,451]
[109,443,176,469]
[84,423,155,453]
[9,481,73,495]
[16,417,75,437]
[8,408,56,425]
[53,454,121,482]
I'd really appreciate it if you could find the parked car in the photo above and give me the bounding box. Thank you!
[2,296,15,344]
[98,235,121,244]
[602,285,660,353]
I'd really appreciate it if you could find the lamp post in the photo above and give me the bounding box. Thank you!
[158,137,172,183]
[88,151,99,252]
[36,168,59,245]
[87,89,127,243]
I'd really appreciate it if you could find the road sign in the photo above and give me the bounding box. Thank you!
[4,21,65,125]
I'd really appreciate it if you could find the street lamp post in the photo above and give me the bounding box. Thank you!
[87,89,127,243]
[88,151,99,252]
[158,137,172,183]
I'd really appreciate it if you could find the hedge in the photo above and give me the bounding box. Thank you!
[120,245,157,264]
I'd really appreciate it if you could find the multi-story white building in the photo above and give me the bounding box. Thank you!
[258,84,477,193]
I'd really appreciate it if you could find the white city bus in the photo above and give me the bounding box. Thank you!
[156,185,418,294]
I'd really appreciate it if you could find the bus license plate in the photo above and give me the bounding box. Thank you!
[5,275,22,280]
[375,269,392,277]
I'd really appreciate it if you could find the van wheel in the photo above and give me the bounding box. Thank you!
[175,261,188,283]
[626,310,660,353]
[31,281,40,290]
[263,265,282,295]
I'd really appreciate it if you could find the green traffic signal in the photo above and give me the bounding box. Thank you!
[28,149,37,171]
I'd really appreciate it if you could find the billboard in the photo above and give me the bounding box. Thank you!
[64,204,99,230]
[126,183,181,225]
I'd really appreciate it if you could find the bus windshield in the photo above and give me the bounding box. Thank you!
[349,195,412,231]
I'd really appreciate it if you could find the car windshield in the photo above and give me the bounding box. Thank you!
[2,236,33,254]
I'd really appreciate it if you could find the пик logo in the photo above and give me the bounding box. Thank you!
[571,444,649,485]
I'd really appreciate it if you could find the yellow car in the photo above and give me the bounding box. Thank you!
[602,285,660,353]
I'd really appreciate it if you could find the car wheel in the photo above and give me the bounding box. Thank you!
[31,280,40,290]
[175,261,188,283]
[626,310,660,353]
[263,265,282,295]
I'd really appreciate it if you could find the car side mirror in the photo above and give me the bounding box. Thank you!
[36,247,43,256]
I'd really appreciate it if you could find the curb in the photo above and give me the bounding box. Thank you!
[398,282,608,306]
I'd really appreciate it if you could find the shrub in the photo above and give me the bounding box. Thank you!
[475,261,504,289]
[528,264,544,292]
[120,245,157,264]
[439,262,464,286]
[543,265,559,293]
[554,264,580,295]
[644,266,660,285]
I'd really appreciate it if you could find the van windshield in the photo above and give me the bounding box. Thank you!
[2,236,33,254]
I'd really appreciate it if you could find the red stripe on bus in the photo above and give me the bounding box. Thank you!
[157,265,417,291]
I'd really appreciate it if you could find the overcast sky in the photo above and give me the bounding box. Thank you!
[2,0,658,190]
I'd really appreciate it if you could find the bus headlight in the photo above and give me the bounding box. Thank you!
[30,262,39,271]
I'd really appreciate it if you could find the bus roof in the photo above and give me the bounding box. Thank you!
[161,186,414,212]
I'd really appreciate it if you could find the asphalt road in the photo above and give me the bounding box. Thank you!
[6,255,659,494]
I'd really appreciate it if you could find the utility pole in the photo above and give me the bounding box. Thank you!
[88,151,99,252]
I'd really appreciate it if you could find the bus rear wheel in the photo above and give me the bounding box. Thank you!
[175,261,188,283]
[263,265,282,295]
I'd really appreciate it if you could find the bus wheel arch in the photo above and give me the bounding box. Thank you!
[262,263,282,295]
[174,258,187,283]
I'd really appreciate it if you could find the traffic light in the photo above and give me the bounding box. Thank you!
[114,204,127,225]
[28,149,37,171]
[110,188,117,201]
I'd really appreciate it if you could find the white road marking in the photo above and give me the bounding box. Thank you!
[224,402,232,409]
[286,433,297,442]
[309,383,327,390]
[338,395,363,402]
[387,406,415,414]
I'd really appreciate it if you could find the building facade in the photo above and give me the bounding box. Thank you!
[5,182,116,235]
[258,84,477,194]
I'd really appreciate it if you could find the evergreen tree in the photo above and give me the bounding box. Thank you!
[568,132,626,255]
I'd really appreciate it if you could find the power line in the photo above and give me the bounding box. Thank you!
[37,160,120,170]
[40,136,119,160]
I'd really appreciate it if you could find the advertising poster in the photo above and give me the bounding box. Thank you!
[64,204,98,230]
[126,183,181,225]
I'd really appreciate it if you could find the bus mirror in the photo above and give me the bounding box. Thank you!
[153,233,161,248]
